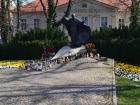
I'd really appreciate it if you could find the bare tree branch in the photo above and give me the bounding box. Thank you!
[54,0,59,10]
[119,0,130,8]
[39,0,48,20]
[16,0,20,30]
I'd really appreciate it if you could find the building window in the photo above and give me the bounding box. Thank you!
[34,19,40,28]
[119,19,124,27]
[82,3,87,8]
[20,19,27,30]
[81,16,88,25]
[101,17,108,27]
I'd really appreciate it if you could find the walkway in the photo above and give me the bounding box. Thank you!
[0,58,116,105]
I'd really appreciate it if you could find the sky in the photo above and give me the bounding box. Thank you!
[27,0,33,3]
[12,0,34,7]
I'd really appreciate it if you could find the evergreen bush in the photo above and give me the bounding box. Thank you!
[0,28,68,60]
[92,27,140,65]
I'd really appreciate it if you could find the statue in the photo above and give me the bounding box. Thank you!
[51,14,96,62]
[60,14,92,48]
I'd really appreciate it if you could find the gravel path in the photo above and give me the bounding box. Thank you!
[0,58,115,105]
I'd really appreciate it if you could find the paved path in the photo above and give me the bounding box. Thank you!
[0,58,115,105]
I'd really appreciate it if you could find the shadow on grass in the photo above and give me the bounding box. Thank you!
[117,86,140,91]
[116,76,140,105]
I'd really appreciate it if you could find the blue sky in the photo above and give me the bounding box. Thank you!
[12,0,33,7]
[27,0,33,3]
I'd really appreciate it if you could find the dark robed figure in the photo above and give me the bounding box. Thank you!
[60,14,92,48]
[51,14,96,61]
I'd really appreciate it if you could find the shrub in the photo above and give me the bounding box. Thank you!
[12,28,68,43]
[0,41,43,60]
[92,27,140,65]
[0,28,68,60]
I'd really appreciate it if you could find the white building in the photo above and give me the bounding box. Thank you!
[12,0,131,33]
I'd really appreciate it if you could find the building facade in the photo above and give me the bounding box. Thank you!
[12,0,131,33]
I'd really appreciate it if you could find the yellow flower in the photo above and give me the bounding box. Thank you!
[115,62,140,74]
[0,61,25,68]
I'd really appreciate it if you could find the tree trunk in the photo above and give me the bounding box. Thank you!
[39,0,72,29]
[39,0,48,27]
[0,0,8,43]
[17,0,20,30]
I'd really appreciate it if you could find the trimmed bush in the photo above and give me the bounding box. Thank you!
[0,28,68,60]
[0,41,43,60]
[92,27,140,65]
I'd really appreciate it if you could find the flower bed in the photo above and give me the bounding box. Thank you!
[0,60,48,71]
[115,62,140,82]
[0,61,25,68]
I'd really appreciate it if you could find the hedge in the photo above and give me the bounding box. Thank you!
[92,27,140,65]
[0,28,68,60]
[0,40,68,60]
[1,27,140,64]
[0,41,42,60]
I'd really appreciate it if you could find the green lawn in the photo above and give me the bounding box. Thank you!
[116,76,140,105]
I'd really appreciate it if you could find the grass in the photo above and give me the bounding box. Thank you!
[116,76,140,105]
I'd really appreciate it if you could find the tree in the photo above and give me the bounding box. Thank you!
[12,0,28,31]
[16,0,20,30]
[39,0,72,29]
[130,0,140,29]
[119,0,140,29]
[40,0,58,29]
[0,0,11,43]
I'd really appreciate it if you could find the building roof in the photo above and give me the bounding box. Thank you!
[98,0,131,11]
[15,0,131,12]
[18,0,69,12]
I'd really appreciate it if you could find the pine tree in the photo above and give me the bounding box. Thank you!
[130,0,140,29]
[119,0,140,29]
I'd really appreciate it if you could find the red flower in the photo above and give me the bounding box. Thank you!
[47,48,56,52]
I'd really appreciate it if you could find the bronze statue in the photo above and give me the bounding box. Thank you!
[60,14,91,48]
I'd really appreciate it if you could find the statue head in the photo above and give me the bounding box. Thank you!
[71,13,76,19]
[60,14,91,48]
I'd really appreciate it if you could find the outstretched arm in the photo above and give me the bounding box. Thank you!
[56,0,72,26]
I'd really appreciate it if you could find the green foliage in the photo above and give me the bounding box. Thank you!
[47,0,57,29]
[116,76,140,105]
[92,27,140,65]
[12,29,47,42]
[12,28,68,48]
[0,28,68,60]
[130,0,140,29]
[0,41,44,60]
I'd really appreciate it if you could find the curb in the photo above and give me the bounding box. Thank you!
[112,59,117,105]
